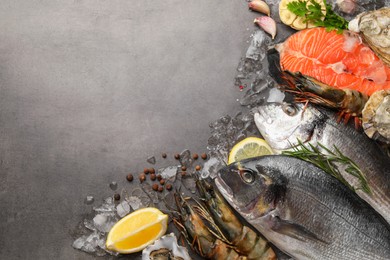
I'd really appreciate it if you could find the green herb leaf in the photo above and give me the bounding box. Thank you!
[287,0,309,17]
[282,140,371,194]
[287,0,348,32]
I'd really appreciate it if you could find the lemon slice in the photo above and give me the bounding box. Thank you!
[106,207,168,254]
[228,137,274,164]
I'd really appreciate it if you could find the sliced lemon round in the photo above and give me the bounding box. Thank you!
[228,137,274,164]
[106,207,168,254]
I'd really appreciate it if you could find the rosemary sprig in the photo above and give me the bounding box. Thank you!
[282,140,371,194]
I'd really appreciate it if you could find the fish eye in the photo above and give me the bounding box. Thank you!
[282,104,297,116]
[239,169,255,184]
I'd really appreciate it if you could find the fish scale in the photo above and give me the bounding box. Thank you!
[216,156,390,259]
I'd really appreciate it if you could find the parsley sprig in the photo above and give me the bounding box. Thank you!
[287,0,348,33]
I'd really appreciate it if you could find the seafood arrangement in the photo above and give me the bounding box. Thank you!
[73,1,390,260]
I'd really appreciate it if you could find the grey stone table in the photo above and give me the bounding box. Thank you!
[0,1,259,259]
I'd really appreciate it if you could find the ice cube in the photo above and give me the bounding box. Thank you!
[246,30,267,61]
[93,213,117,233]
[116,201,131,218]
[267,87,285,103]
[72,231,102,253]
[109,181,118,191]
[201,156,225,179]
[240,89,265,107]
[141,182,159,204]
[179,149,193,168]
[84,195,94,205]
[159,166,178,182]
[147,156,156,164]
[251,77,268,93]
[139,196,152,208]
[131,187,144,197]
[127,196,142,211]
[83,219,96,231]
[93,197,116,213]
[181,175,197,194]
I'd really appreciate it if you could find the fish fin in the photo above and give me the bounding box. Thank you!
[267,214,328,244]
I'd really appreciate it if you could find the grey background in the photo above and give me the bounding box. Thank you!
[0,1,259,259]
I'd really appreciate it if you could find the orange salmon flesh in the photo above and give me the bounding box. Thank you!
[278,27,390,96]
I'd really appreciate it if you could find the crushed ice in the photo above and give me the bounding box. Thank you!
[73,196,120,256]
[158,166,179,182]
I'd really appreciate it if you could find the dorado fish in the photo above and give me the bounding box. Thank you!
[254,102,390,224]
[216,155,390,259]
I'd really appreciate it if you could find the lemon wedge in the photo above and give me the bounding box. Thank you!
[106,207,168,254]
[228,137,274,164]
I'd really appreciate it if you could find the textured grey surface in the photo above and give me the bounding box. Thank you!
[0,1,258,259]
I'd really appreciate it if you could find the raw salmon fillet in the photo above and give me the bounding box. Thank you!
[278,27,390,96]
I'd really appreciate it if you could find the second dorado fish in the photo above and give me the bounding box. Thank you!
[254,102,390,224]
[216,156,390,259]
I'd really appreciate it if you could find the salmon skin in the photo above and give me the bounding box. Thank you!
[277,27,390,96]
[216,156,390,260]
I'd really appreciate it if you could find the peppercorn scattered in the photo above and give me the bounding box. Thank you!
[139,173,146,182]
[174,153,180,160]
[150,173,156,181]
[114,193,120,201]
[181,171,187,176]
[157,174,162,181]
[201,153,207,160]
[195,165,201,171]
[149,168,155,174]
[160,179,165,185]
[162,153,167,158]
[152,183,158,191]
[158,186,164,192]
[192,153,199,160]
[166,184,172,191]
[126,174,133,182]
[181,166,187,171]
[143,168,150,174]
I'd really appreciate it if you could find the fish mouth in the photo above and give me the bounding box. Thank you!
[215,176,234,200]
[215,175,259,216]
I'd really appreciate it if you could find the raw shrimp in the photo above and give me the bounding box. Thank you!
[173,192,246,260]
[196,179,276,260]
[173,179,276,260]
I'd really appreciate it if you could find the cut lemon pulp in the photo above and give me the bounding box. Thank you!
[228,137,274,164]
[106,207,168,254]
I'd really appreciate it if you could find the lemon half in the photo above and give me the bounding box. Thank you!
[106,207,168,254]
[228,137,274,164]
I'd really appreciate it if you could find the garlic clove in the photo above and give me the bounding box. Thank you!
[249,0,271,16]
[254,17,277,39]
